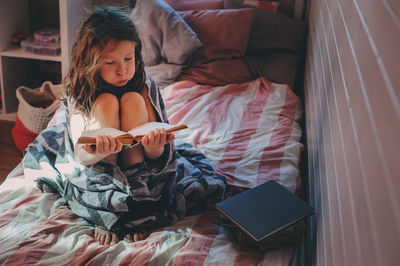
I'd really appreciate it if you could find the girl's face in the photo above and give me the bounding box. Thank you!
[100,40,136,87]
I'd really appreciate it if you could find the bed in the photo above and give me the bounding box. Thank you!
[0,0,307,265]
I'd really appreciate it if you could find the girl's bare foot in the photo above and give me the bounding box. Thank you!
[123,229,148,243]
[94,227,120,245]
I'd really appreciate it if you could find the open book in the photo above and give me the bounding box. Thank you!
[77,122,188,145]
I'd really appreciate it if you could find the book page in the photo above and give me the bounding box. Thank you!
[127,122,174,137]
[81,127,126,138]
[81,122,173,138]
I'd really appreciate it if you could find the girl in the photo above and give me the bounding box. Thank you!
[64,7,175,245]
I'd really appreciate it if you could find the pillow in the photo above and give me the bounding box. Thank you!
[224,0,293,18]
[145,62,186,89]
[238,0,279,12]
[243,52,300,89]
[177,9,254,85]
[178,9,253,63]
[224,0,307,54]
[130,0,202,66]
[178,58,253,86]
[163,0,224,11]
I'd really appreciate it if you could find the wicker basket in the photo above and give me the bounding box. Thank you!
[12,81,63,151]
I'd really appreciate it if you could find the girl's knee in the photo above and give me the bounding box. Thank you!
[120,92,145,109]
[120,92,149,130]
[93,93,119,114]
[91,93,120,129]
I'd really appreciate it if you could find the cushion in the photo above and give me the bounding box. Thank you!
[179,9,253,63]
[236,0,279,12]
[224,0,307,54]
[130,0,202,66]
[224,0,294,18]
[243,52,300,89]
[163,0,224,11]
[145,62,186,89]
[179,58,253,86]
[177,9,254,86]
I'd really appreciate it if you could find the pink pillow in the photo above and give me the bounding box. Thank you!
[177,8,254,85]
[179,9,253,63]
[163,0,224,11]
[178,58,253,86]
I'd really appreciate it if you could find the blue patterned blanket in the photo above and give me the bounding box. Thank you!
[22,118,225,233]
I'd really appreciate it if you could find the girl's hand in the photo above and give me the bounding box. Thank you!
[83,135,123,155]
[141,128,175,160]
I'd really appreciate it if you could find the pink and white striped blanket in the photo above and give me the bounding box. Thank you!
[162,77,303,192]
[0,184,296,265]
[0,77,303,265]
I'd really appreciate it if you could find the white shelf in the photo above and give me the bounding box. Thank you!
[0,111,17,121]
[0,0,92,121]
[1,46,62,62]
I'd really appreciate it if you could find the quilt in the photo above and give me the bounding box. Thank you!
[22,108,225,233]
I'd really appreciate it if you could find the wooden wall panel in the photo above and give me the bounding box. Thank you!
[304,0,400,265]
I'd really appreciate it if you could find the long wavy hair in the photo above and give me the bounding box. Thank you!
[64,7,146,118]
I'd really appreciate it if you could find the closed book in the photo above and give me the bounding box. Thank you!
[216,180,314,242]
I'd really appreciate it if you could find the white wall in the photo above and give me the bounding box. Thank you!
[304,0,400,265]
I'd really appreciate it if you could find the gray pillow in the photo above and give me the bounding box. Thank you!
[224,0,307,54]
[130,0,202,66]
[145,63,185,89]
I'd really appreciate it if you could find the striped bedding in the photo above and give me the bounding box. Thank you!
[162,77,303,193]
[0,77,303,265]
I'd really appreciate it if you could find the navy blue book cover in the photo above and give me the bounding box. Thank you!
[216,180,314,242]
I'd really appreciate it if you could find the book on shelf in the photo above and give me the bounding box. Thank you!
[77,122,187,146]
[216,180,314,250]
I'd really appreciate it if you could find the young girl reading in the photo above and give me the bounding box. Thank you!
[64,7,176,245]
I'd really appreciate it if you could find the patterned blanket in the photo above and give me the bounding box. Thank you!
[22,120,225,233]
[22,77,225,233]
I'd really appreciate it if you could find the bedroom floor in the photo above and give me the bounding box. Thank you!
[0,120,23,184]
